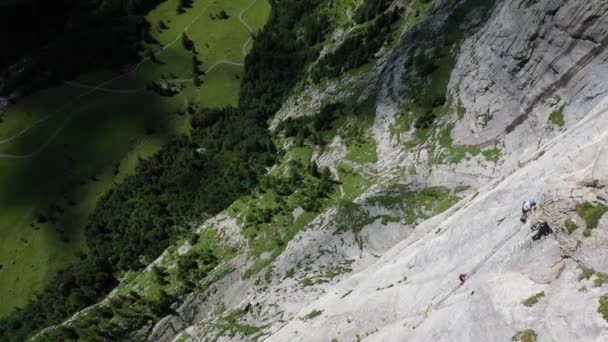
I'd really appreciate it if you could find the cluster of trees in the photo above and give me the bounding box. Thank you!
[182,32,195,51]
[277,102,347,147]
[180,32,203,85]
[353,0,393,24]
[176,0,193,14]
[0,0,328,340]
[192,55,203,86]
[311,9,401,82]
[34,288,176,341]
[0,0,165,97]
[242,158,336,250]
[177,247,219,292]
[210,9,230,20]
[0,257,116,342]
[302,14,330,46]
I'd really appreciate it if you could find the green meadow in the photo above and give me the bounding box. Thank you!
[0,0,270,317]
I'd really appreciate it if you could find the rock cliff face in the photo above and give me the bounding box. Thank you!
[35,0,608,341]
[265,97,608,341]
[451,0,608,152]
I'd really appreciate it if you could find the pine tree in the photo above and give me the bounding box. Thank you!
[309,160,319,178]
[182,32,193,50]
[321,167,332,181]
[192,55,202,86]
[295,132,304,147]
[147,48,158,63]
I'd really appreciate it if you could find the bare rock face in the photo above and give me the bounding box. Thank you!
[263,96,608,342]
[450,0,608,153]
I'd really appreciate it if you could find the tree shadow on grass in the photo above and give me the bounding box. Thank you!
[0,87,176,314]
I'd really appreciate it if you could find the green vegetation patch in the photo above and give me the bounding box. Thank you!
[599,293,608,322]
[311,9,401,82]
[214,309,267,338]
[0,92,179,317]
[241,156,337,278]
[522,291,545,307]
[33,289,178,342]
[30,226,236,342]
[353,0,392,24]
[367,185,460,224]
[564,218,579,234]
[548,105,565,127]
[436,125,481,164]
[593,272,608,287]
[299,259,355,287]
[512,329,537,342]
[576,202,608,233]
[303,309,323,321]
[579,266,596,281]
[278,97,378,166]
[337,163,374,201]
[335,200,376,234]
[482,147,502,163]
[341,96,378,164]
[574,265,608,287]
[456,98,466,119]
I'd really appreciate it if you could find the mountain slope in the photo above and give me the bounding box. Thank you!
[27,0,608,341]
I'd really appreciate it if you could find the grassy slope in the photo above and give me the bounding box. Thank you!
[0,0,270,317]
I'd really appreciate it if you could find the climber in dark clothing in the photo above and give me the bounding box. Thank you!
[532,222,553,241]
[459,273,467,285]
[529,205,553,241]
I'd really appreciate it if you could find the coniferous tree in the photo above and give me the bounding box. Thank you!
[182,32,194,51]
[321,167,332,181]
[147,48,158,64]
[218,9,229,19]
[192,55,202,86]
[309,160,319,178]
[295,133,305,146]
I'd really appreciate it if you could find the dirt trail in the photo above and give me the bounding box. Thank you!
[0,0,258,159]
[62,0,257,93]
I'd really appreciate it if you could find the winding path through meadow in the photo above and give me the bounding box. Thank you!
[0,0,259,159]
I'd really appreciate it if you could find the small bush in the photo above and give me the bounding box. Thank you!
[353,0,392,23]
[303,309,323,320]
[593,272,608,287]
[576,202,608,230]
[548,105,565,127]
[512,329,537,342]
[564,218,578,234]
[218,9,229,19]
[578,266,595,281]
[482,148,501,162]
[522,291,545,307]
[599,293,608,321]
